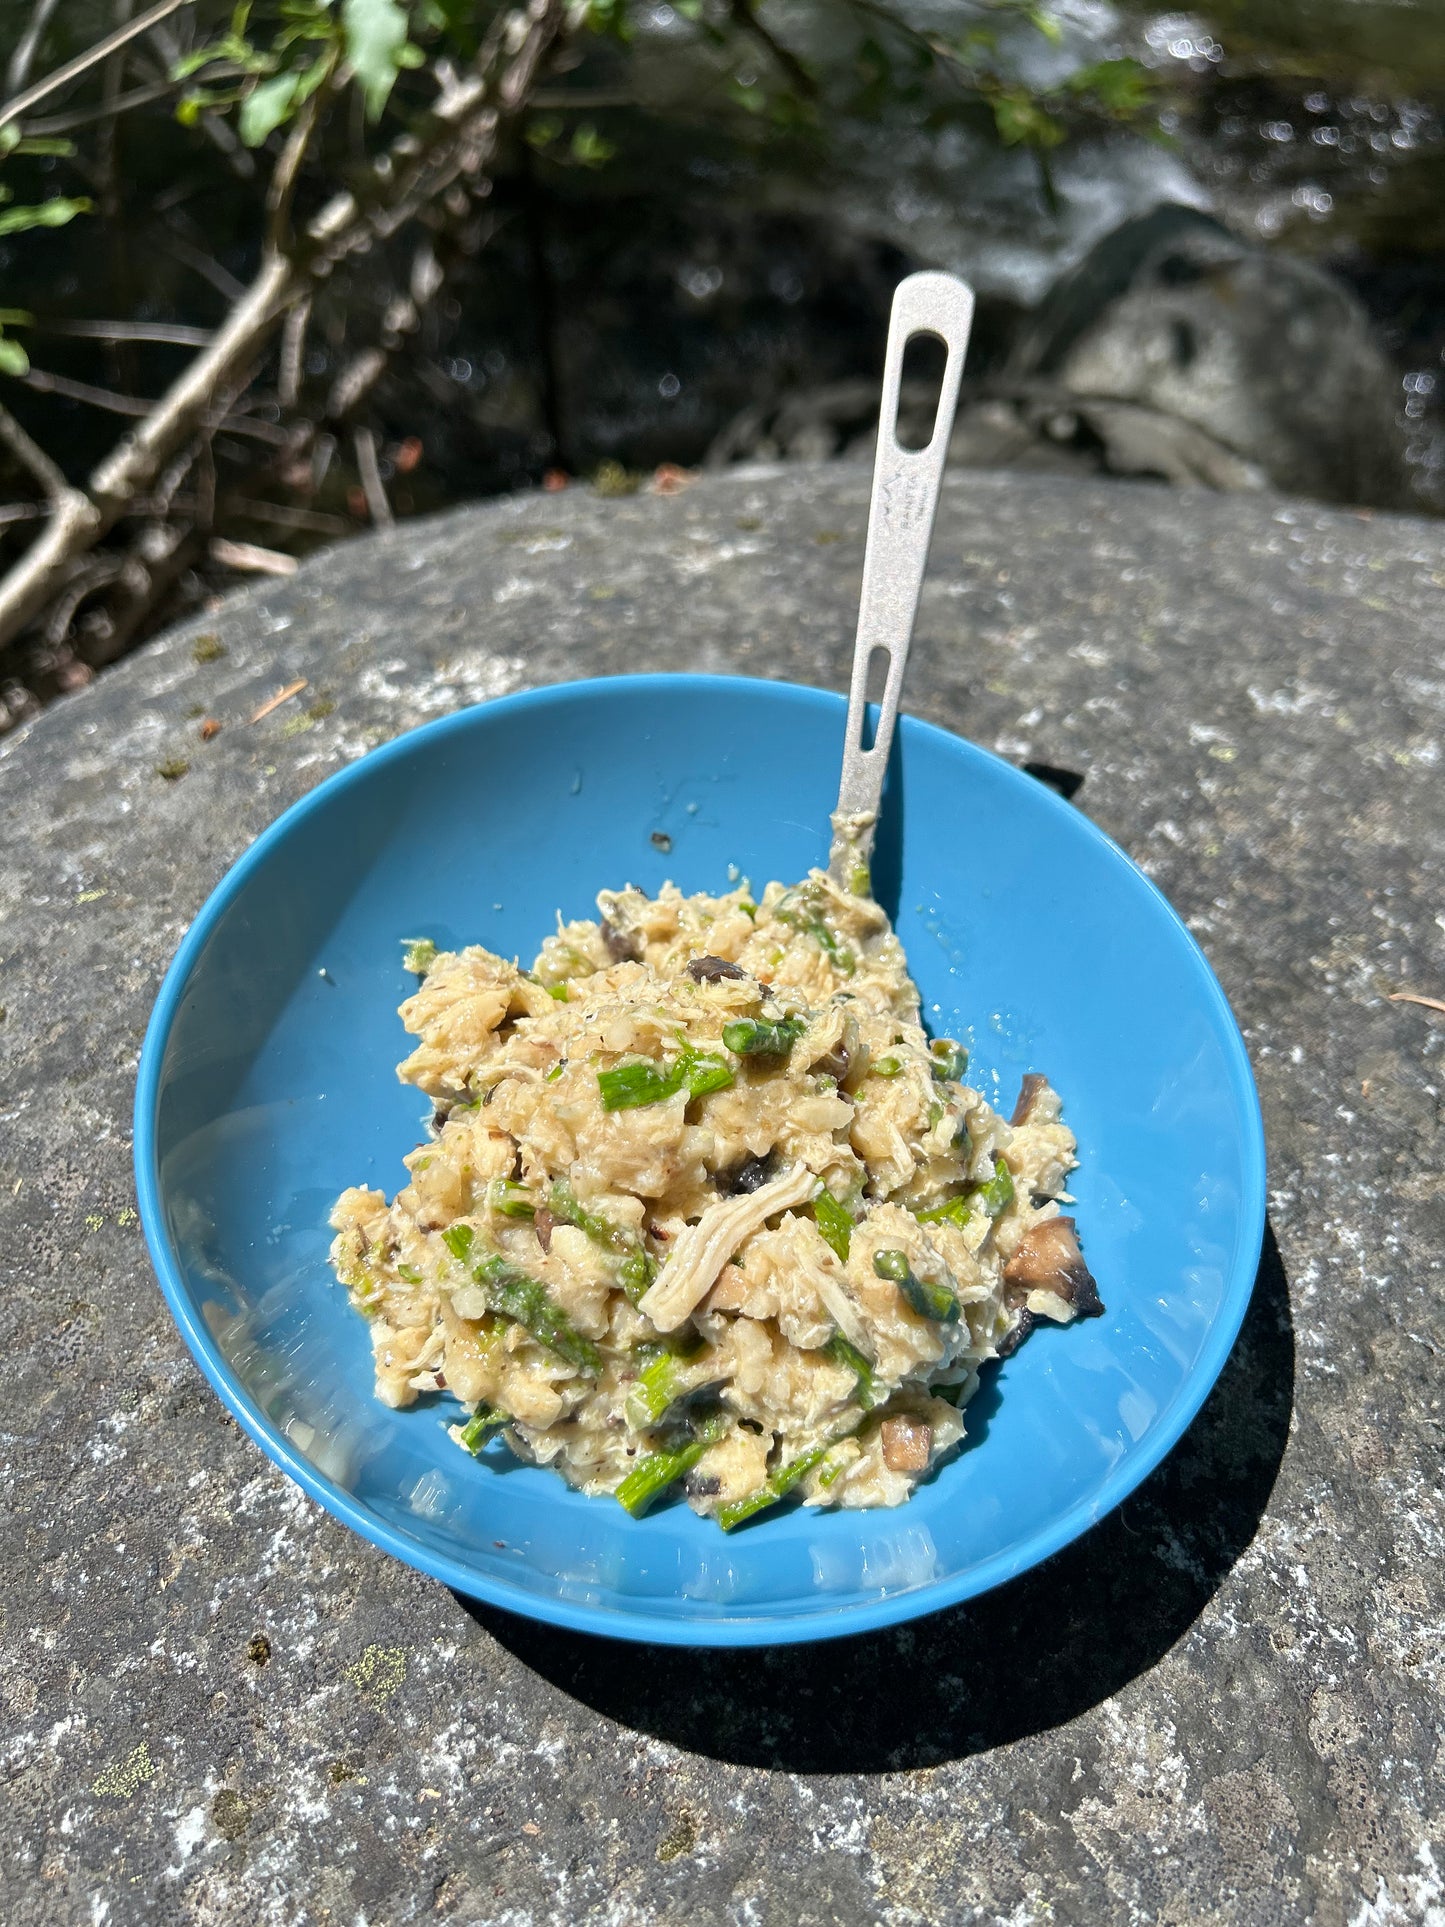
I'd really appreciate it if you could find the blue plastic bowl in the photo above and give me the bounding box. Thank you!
[134,674,1265,1646]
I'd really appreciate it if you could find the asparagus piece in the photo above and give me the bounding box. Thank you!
[486,1179,535,1219]
[548,1179,657,1304]
[774,897,856,976]
[824,1332,877,1409]
[597,1059,678,1110]
[973,1155,1015,1218]
[914,1194,972,1231]
[623,1347,720,1430]
[457,1405,509,1454]
[721,1016,805,1059]
[597,1046,734,1112]
[681,1049,734,1098]
[616,1413,729,1517]
[441,1224,601,1373]
[929,1038,969,1081]
[717,1437,837,1532]
[401,936,438,975]
[812,1188,855,1262]
[873,1247,960,1323]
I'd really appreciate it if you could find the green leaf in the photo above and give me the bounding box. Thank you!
[342,0,415,119]
[569,123,616,168]
[990,88,1065,149]
[0,337,29,377]
[1027,7,1064,44]
[585,0,632,40]
[1064,57,1153,115]
[0,196,91,237]
[239,69,304,144]
[11,136,76,157]
[0,308,33,325]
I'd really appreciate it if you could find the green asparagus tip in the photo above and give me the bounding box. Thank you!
[722,1016,804,1059]
[458,1406,508,1454]
[974,1155,1015,1218]
[812,1188,855,1262]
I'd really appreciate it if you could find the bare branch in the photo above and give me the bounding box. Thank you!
[266,61,335,252]
[0,397,71,499]
[727,0,818,100]
[277,298,311,410]
[353,427,393,526]
[210,536,298,576]
[6,0,64,98]
[20,366,289,441]
[158,228,249,304]
[227,497,349,537]
[0,0,193,125]
[325,348,386,422]
[43,320,215,347]
[21,76,177,134]
[0,0,569,649]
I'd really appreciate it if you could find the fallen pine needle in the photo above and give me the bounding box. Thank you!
[210,536,299,576]
[248,678,308,723]
[1389,990,1445,1015]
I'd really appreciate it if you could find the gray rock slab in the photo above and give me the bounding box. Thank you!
[1,466,1442,1927]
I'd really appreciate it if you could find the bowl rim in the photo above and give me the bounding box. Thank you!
[133,671,1268,1647]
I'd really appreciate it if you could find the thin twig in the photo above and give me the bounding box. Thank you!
[21,76,177,134]
[20,367,152,415]
[158,227,248,304]
[266,60,334,252]
[277,297,310,410]
[42,320,215,347]
[247,677,307,722]
[1389,991,1445,1015]
[0,397,71,499]
[226,496,349,536]
[210,536,298,576]
[20,365,291,441]
[6,0,64,98]
[727,0,818,99]
[353,427,393,526]
[0,402,100,618]
[0,0,192,125]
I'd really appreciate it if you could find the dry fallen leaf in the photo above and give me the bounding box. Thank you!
[1389,990,1445,1015]
[248,679,308,724]
[199,718,222,741]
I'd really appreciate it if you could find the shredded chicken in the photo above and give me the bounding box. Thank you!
[328,869,1101,1524]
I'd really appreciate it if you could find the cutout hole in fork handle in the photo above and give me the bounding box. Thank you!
[894,329,949,452]
[858,644,891,752]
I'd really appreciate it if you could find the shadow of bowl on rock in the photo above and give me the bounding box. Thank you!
[459,1222,1293,1774]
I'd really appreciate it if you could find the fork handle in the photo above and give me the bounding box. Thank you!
[830,270,974,885]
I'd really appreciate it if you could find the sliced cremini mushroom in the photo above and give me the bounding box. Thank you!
[717,1151,777,1196]
[686,954,747,983]
[1001,1216,1103,1323]
[1010,1072,1050,1126]
[638,1163,819,1332]
[996,1308,1035,1359]
[599,917,642,963]
[880,1415,932,1472]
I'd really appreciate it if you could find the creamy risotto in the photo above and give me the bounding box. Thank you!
[329,869,1102,1527]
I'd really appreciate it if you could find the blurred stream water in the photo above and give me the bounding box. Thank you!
[5,0,1443,520]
